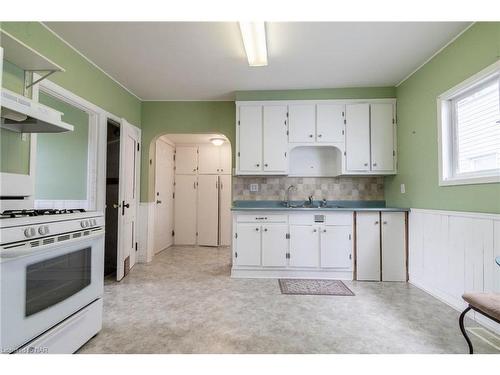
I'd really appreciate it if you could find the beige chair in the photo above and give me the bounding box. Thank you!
[459,293,500,354]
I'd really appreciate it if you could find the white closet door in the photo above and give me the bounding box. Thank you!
[198,144,219,174]
[356,212,381,281]
[345,104,370,171]
[370,103,395,171]
[175,146,198,174]
[174,175,197,245]
[288,104,316,143]
[263,105,288,173]
[320,226,352,269]
[219,175,232,246]
[381,212,406,281]
[219,144,232,174]
[197,175,219,246]
[262,224,288,267]
[289,225,320,267]
[316,104,345,143]
[238,105,263,172]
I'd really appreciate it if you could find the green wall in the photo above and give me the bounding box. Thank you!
[36,92,88,200]
[385,22,500,214]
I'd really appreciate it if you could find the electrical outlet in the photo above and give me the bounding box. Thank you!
[250,183,259,192]
[400,184,406,194]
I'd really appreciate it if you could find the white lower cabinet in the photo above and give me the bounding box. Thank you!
[356,212,381,281]
[289,225,320,267]
[320,226,352,269]
[262,224,289,267]
[381,212,406,281]
[234,224,261,266]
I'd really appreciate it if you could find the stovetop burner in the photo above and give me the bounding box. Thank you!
[1,209,86,218]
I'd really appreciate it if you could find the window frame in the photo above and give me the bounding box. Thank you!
[437,60,500,186]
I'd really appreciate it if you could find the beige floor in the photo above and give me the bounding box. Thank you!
[79,246,499,354]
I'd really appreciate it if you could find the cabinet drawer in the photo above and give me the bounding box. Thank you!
[289,212,353,225]
[236,214,288,223]
[325,212,353,225]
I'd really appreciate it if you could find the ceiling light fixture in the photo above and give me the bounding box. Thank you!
[239,22,268,67]
[210,137,225,146]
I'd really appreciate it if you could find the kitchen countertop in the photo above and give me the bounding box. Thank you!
[231,200,409,212]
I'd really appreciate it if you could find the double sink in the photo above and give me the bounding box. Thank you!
[281,201,345,209]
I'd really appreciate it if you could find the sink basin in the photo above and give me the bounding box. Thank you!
[281,202,345,209]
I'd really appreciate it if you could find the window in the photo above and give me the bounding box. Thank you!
[438,62,500,185]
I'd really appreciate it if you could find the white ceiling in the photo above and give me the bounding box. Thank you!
[161,133,228,144]
[44,22,471,101]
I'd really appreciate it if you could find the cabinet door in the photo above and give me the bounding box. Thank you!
[219,144,232,174]
[320,226,352,269]
[263,105,288,173]
[371,103,395,172]
[174,175,198,245]
[218,175,232,246]
[345,104,370,171]
[381,212,406,281]
[175,146,198,174]
[238,105,263,172]
[197,175,219,246]
[289,225,320,267]
[316,104,345,143]
[235,224,261,266]
[356,212,381,281]
[198,144,220,174]
[288,104,316,143]
[262,224,289,267]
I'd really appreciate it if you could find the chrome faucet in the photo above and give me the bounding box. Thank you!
[307,195,314,206]
[285,185,297,207]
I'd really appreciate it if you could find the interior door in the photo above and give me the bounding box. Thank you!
[320,226,352,269]
[174,175,197,245]
[288,104,316,143]
[317,104,345,143]
[117,118,140,281]
[198,144,220,174]
[235,224,261,266]
[263,105,288,173]
[197,174,219,246]
[356,212,381,281]
[370,103,395,171]
[238,105,263,172]
[219,174,232,246]
[262,224,288,267]
[289,225,320,267]
[345,103,371,171]
[175,146,198,174]
[154,139,175,254]
[219,144,232,174]
[381,212,406,281]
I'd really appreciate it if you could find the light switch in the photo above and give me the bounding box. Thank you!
[400,184,406,194]
[250,183,259,192]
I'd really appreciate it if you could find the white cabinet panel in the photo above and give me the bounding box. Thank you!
[316,104,345,143]
[175,146,198,174]
[198,144,220,174]
[235,224,262,266]
[262,224,288,267]
[356,212,380,280]
[370,103,395,171]
[288,104,316,143]
[197,175,219,246]
[345,104,370,171]
[238,105,263,172]
[263,105,288,173]
[174,175,197,245]
[492,221,500,293]
[381,212,406,281]
[219,175,232,246]
[289,225,320,267]
[320,226,352,269]
[219,144,232,174]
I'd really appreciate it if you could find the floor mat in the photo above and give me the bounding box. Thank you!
[278,279,355,296]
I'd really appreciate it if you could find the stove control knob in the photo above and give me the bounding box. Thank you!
[80,220,89,228]
[38,225,49,235]
[91,219,97,226]
[24,227,36,238]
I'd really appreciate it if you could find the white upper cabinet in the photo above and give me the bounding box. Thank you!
[345,103,371,171]
[198,144,220,174]
[370,103,395,172]
[175,146,198,174]
[288,104,316,143]
[316,104,345,143]
[238,105,263,173]
[263,105,288,173]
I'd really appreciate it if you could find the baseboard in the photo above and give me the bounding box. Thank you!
[232,267,353,280]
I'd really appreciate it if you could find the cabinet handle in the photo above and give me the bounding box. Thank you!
[217,168,220,172]
[256,163,260,167]
[309,134,314,138]
[255,228,259,231]
[318,134,322,138]
[221,169,224,172]
[373,163,377,167]
[313,229,317,232]
[383,221,387,225]
[156,200,162,204]
[323,229,327,233]
[193,182,196,189]
[193,168,196,172]
[264,228,268,232]
[375,221,379,225]
[364,163,369,166]
[264,163,268,167]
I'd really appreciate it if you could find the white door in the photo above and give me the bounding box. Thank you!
[381,212,406,281]
[174,175,197,245]
[219,143,232,174]
[219,175,232,246]
[320,226,352,269]
[317,104,345,143]
[345,103,371,171]
[198,144,219,174]
[289,225,320,267]
[175,146,198,174]
[154,139,175,254]
[262,224,288,267]
[288,104,316,143]
[263,105,288,173]
[238,105,262,172]
[117,119,140,281]
[356,212,381,281]
[370,103,395,171]
[197,174,219,246]
[235,224,261,266]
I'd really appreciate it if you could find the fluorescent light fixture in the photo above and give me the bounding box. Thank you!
[210,137,225,146]
[239,22,268,67]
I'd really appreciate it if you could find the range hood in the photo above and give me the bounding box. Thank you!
[0,88,74,133]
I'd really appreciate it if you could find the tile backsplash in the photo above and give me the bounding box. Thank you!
[233,176,384,201]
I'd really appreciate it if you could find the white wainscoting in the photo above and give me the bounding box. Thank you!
[409,208,500,334]
[137,202,155,263]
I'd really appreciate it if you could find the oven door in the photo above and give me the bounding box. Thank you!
[0,229,104,353]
